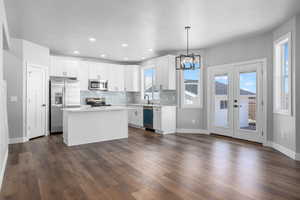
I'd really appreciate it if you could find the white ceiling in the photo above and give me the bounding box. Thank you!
[4,0,300,62]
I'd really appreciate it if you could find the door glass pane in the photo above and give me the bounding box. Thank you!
[239,72,256,131]
[214,75,229,128]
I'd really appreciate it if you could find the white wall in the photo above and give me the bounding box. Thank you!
[4,39,50,141]
[295,15,300,154]
[3,39,22,140]
[0,0,10,190]
[192,32,273,140]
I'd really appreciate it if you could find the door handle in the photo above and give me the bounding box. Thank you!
[42,104,46,107]
[234,105,239,108]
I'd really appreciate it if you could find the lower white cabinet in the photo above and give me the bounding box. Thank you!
[153,106,176,134]
[128,106,143,127]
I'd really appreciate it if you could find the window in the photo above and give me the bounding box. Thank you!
[220,100,228,110]
[274,32,291,115]
[181,66,202,108]
[142,67,159,100]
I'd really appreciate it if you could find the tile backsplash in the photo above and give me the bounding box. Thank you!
[125,90,177,105]
[80,90,127,105]
[81,90,177,105]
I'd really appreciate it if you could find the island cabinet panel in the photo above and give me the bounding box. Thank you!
[63,107,128,146]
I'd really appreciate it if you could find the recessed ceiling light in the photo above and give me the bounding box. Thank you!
[124,57,129,60]
[73,50,80,54]
[89,37,96,42]
[141,57,145,60]
[101,54,106,58]
[148,48,153,52]
[122,43,128,47]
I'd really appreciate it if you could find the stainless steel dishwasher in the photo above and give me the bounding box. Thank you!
[143,106,153,129]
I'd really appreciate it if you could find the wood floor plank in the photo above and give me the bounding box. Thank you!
[1,127,300,200]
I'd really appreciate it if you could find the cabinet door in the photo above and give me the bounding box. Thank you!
[65,60,79,78]
[156,57,168,90]
[128,108,134,124]
[124,65,140,92]
[78,61,89,90]
[155,55,176,90]
[108,64,124,91]
[167,56,176,90]
[50,56,65,76]
[88,62,107,80]
[153,108,161,130]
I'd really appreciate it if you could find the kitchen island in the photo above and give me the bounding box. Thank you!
[63,106,128,146]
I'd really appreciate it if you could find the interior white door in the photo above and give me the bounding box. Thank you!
[208,61,263,143]
[27,65,46,139]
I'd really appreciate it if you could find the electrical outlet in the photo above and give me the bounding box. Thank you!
[10,96,18,102]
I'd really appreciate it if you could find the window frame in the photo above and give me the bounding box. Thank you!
[180,61,203,108]
[141,65,158,101]
[273,32,292,116]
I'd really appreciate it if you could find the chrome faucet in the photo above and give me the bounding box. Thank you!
[144,94,150,104]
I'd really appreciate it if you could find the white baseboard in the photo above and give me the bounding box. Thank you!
[266,142,299,161]
[176,129,209,135]
[9,137,28,144]
[0,149,8,191]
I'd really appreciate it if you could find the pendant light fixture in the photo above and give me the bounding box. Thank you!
[176,26,201,70]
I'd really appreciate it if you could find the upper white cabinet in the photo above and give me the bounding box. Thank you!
[88,62,109,80]
[141,55,176,90]
[108,64,124,92]
[50,56,79,78]
[50,56,140,92]
[155,55,176,90]
[78,61,89,91]
[124,65,140,92]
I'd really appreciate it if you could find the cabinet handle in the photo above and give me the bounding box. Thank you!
[63,72,67,76]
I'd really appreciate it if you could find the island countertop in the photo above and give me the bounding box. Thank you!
[62,106,128,112]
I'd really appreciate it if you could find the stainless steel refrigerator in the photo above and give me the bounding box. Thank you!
[50,78,80,133]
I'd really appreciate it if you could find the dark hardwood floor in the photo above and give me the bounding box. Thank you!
[1,127,300,200]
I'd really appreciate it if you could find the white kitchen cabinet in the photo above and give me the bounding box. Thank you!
[128,106,143,127]
[153,106,176,134]
[50,56,79,78]
[78,61,89,90]
[88,62,109,80]
[155,55,176,90]
[124,65,140,92]
[107,64,124,91]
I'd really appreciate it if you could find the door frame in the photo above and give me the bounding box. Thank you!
[25,63,49,140]
[207,58,268,145]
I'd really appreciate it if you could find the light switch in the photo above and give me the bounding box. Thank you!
[10,96,18,102]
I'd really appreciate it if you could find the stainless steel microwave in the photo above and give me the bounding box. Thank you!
[88,79,108,91]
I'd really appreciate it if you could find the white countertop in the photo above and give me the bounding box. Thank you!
[63,106,128,112]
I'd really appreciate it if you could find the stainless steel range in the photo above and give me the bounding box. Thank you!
[86,97,111,107]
